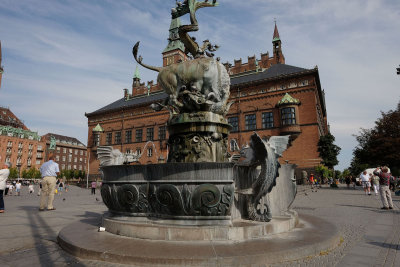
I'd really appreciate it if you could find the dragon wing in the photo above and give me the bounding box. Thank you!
[97,146,123,166]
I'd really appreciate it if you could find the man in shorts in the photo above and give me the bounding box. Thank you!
[360,170,371,195]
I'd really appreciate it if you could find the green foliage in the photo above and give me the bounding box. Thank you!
[21,167,41,178]
[334,170,341,179]
[341,169,351,178]
[350,102,400,176]
[8,167,19,179]
[315,165,333,179]
[317,133,341,168]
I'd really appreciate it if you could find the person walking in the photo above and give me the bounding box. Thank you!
[0,162,11,213]
[91,180,97,195]
[28,184,34,194]
[360,170,371,195]
[374,166,394,210]
[372,173,380,196]
[15,180,22,196]
[39,155,60,211]
[58,179,64,195]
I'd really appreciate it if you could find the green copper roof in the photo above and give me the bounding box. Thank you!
[163,17,185,53]
[0,125,41,141]
[277,93,300,106]
[272,37,281,42]
[133,65,140,79]
[92,123,104,132]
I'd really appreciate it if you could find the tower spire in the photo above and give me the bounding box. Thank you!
[272,21,280,42]
[272,21,285,64]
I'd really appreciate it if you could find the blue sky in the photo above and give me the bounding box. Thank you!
[0,0,399,171]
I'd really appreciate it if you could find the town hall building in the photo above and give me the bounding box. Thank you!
[85,22,329,182]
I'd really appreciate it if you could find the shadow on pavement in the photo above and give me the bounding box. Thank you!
[19,205,86,267]
[76,211,103,226]
[368,241,400,250]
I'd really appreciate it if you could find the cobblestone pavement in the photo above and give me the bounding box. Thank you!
[0,184,398,267]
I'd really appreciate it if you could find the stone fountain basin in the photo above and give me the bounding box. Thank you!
[100,162,235,226]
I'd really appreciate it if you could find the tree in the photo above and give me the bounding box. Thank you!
[317,133,341,169]
[9,167,19,179]
[350,102,400,176]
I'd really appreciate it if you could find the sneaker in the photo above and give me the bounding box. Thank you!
[39,208,45,211]
[389,207,393,209]
[381,207,389,210]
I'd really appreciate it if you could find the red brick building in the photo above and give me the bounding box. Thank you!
[0,107,45,174]
[85,22,328,181]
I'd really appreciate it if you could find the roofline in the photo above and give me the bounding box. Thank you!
[85,92,167,118]
[230,68,318,88]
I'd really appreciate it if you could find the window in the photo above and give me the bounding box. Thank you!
[125,130,132,144]
[7,141,12,147]
[62,156,66,161]
[69,149,72,153]
[80,150,83,156]
[68,154,72,162]
[63,148,66,153]
[74,158,77,163]
[18,142,23,148]
[27,159,32,166]
[57,147,60,152]
[36,160,41,165]
[115,131,122,144]
[299,80,309,87]
[245,114,256,130]
[262,112,274,129]
[146,128,154,141]
[80,158,82,162]
[93,133,100,146]
[228,116,239,132]
[106,133,112,145]
[136,148,142,155]
[230,139,239,152]
[136,129,143,142]
[159,126,166,140]
[74,150,78,155]
[56,155,60,161]
[29,144,33,149]
[281,107,296,126]
[147,147,153,157]
[126,148,131,154]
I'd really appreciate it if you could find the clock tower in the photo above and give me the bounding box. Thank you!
[162,17,187,67]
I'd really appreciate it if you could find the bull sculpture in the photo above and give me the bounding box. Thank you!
[132,0,232,116]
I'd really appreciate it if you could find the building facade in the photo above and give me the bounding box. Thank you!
[86,23,328,181]
[41,133,87,173]
[0,107,44,173]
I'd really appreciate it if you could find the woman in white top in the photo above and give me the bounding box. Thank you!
[0,162,11,213]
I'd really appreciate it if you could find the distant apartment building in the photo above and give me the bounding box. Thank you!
[0,107,44,173]
[41,133,87,173]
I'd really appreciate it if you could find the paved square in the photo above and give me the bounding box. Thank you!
[0,184,398,267]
